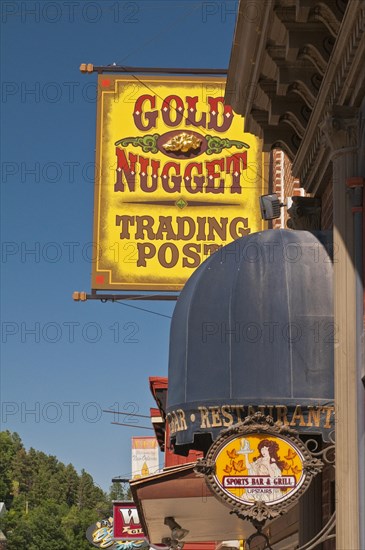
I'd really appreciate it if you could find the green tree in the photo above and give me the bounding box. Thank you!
[63,464,80,507]
[1,508,32,550]
[62,505,100,549]
[109,481,132,502]
[77,469,109,514]
[0,431,23,506]
[0,431,113,549]
[27,500,69,550]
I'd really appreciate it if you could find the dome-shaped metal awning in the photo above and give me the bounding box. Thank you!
[167,230,334,454]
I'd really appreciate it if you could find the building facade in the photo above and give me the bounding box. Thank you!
[131,4,364,549]
[225,1,365,548]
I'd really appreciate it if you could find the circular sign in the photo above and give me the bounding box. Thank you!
[195,414,324,522]
[213,433,306,506]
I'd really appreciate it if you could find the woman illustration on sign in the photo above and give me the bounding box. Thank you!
[239,438,285,502]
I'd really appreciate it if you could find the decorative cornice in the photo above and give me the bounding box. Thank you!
[271,139,297,160]
[288,81,315,109]
[293,3,365,192]
[297,44,327,74]
[309,4,341,37]
[226,0,365,193]
[279,112,305,138]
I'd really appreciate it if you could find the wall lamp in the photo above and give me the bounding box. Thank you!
[259,193,285,220]
[162,516,189,549]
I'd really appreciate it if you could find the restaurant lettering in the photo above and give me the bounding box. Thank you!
[167,404,335,434]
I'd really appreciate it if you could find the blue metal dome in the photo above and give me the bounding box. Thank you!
[167,230,334,454]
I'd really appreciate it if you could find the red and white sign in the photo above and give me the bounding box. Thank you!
[223,475,296,488]
[113,503,144,540]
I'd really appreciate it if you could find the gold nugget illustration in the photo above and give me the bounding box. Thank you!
[163,132,202,153]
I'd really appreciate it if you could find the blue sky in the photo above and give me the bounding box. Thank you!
[1,0,238,491]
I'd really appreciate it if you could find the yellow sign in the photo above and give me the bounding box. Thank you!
[214,434,305,505]
[131,436,159,480]
[92,75,267,291]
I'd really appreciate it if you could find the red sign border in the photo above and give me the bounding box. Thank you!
[113,502,145,541]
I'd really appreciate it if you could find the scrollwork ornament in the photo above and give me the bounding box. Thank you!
[304,437,335,466]
[194,458,215,476]
[205,136,249,155]
[115,134,159,153]
[303,458,324,475]
[231,501,280,523]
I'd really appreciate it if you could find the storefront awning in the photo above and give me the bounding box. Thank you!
[130,463,257,544]
[167,230,334,454]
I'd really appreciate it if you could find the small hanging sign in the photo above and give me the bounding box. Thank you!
[195,413,324,524]
[214,432,305,506]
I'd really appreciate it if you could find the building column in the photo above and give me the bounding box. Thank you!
[321,107,361,550]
